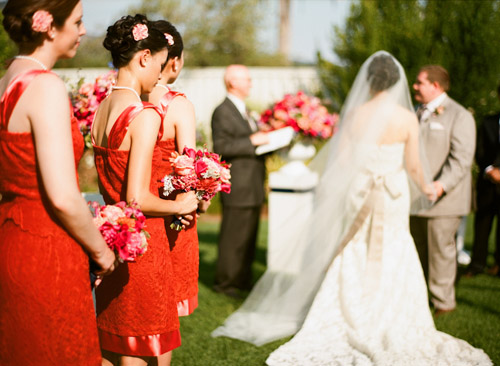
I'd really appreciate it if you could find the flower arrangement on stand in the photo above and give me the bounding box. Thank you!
[259,90,338,141]
[259,91,339,176]
[163,147,231,231]
[70,70,117,148]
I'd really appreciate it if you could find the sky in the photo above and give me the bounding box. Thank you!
[81,0,352,64]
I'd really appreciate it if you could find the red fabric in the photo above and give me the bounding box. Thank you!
[157,90,199,316]
[93,102,180,356]
[0,70,101,365]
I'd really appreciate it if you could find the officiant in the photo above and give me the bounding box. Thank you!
[211,64,269,298]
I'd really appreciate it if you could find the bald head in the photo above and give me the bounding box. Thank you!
[224,64,252,99]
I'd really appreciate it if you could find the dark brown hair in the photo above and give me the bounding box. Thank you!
[366,54,400,93]
[103,14,169,69]
[2,0,79,54]
[151,20,183,62]
[419,65,450,91]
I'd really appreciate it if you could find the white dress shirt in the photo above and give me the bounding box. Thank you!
[227,93,257,132]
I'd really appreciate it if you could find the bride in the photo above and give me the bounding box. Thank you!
[212,51,492,365]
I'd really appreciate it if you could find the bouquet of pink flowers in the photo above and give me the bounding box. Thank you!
[71,70,117,148]
[91,201,149,262]
[260,91,338,139]
[163,147,231,230]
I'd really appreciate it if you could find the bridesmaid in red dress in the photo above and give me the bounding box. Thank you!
[91,15,198,366]
[0,1,117,365]
[148,20,209,318]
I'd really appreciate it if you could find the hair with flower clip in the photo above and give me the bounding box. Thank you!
[103,14,169,69]
[152,20,184,61]
[31,10,53,32]
[2,0,79,53]
[132,23,148,41]
[164,33,174,46]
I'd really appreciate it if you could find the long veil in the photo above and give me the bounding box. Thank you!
[212,51,430,346]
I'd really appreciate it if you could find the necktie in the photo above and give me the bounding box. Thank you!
[245,109,258,132]
[416,105,427,122]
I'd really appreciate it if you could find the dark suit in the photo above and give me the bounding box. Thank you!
[469,113,500,273]
[211,97,266,293]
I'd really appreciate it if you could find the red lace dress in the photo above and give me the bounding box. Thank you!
[158,89,199,316]
[93,102,180,356]
[0,70,100,365]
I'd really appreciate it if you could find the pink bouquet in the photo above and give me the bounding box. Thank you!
[91,201,149,262]
[260,91,338,139]
[163,147,231,230]
[71,70,117,148]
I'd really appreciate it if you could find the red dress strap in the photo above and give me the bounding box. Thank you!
[0,69,51,130]
[159,90,186,116]
[107,102,163,149]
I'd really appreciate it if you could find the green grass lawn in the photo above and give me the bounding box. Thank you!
[172,215,500,366]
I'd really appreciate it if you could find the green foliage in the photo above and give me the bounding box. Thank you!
[130,0,287,67]
[56,36,110,68]
[0,13,17,72]
[319,0,500,121]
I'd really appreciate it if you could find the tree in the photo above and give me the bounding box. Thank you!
[319,0,500,121]
[131,0,286,66]
[0,12,17,72]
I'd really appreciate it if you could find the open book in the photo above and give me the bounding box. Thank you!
[255,126,295,155]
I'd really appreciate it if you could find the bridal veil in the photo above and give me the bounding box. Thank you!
[212,51,430,346]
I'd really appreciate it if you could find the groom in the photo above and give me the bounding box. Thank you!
[410,65,476,315]
[211,65,269,298]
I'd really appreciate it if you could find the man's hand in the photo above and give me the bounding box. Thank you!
[432,181,445,198]
[486,167,500,184]
[250,131,270,146]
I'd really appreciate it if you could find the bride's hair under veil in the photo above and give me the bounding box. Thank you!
[211,51,431,346]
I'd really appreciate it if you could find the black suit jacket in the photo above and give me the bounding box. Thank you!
[211,97,266,207]
[476,112,500,209]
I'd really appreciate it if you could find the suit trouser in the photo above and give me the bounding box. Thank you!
[214,205,260,292]
[410,216,461,310]
[470,198,500,272]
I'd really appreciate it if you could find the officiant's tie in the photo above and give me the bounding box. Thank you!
[245,108,258,132]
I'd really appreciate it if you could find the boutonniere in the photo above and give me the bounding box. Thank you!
[432,106,445,117]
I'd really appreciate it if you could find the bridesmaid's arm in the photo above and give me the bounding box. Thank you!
[170,97,211,213]
[126,109,199,217]
[28,74,116,275]
[171,96,196,152]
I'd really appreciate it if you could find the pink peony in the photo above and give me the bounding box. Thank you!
[31,10,53,33]
[172,155,195,176]
[132,23,148,41]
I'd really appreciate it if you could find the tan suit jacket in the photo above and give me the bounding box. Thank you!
[415,96,476,217]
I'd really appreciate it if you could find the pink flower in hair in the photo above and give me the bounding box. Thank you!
[132,23,148,41]
[164,33,174,46]
[32,10,53,33]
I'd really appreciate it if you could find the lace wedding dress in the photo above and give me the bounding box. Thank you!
[266,143,491,366]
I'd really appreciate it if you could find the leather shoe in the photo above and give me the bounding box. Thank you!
[214,287,244,299]
[434,307,455,317]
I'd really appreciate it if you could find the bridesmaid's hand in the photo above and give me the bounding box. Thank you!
[197,199,211,215]
[174,191,199,215]
[92,247,118,277]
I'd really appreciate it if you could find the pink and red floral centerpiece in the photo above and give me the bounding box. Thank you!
[163,147,231,230]
[71,70,117,148]
[259,91,338,140]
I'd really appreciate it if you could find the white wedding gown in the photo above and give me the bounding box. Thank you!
[266,143,491,366]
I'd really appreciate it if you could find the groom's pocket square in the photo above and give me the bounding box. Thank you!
[430,122,445,130]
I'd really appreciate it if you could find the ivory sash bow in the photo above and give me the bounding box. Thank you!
[334,169,403,297]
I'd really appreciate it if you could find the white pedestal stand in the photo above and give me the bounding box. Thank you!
[267,141,319,274]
